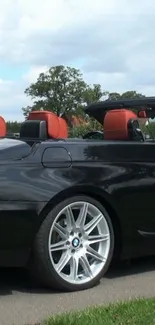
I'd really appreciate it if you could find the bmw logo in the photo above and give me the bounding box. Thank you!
[72,238,79,248]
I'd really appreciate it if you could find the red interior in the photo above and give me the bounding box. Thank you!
[28,111,57,138]
[0,116,6,137]
[58,117,68,138]
[138,110,147,118]
[104,109,137,140]
[28,111,68,139]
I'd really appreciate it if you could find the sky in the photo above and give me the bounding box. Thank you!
[0,0,155,121]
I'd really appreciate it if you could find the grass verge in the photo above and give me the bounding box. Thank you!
[43,297,155,325]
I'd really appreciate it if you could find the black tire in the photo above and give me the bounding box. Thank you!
[29,195,114,292]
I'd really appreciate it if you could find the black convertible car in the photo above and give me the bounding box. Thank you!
[1,97,155,292]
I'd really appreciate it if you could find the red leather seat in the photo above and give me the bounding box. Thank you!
[104,109,143,141]
[28,111,60,138]
[28,111,68,139]
[0,116,6,137]
[58,117,68,138]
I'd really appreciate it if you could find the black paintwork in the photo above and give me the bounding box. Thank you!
[1,137,155,266]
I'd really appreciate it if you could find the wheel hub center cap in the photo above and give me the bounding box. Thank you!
[72,237,80,248]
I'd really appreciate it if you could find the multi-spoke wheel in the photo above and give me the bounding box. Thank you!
[31,195,114,292]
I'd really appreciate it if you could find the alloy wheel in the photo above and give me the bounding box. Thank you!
[48,201,111,285]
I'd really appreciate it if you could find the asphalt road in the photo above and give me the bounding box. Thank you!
[1,257,155,325]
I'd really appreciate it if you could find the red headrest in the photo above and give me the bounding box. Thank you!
[138,110,147,118]
[28,111,69,139]
[0,116,6,137]
[104,109,137,140]
[58,117,68,138]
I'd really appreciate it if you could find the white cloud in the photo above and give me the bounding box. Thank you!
[0,0,154,65]
[0,65,50,121]
[23,65,49,84]
[0,79,27,121]
[0,0,155,120]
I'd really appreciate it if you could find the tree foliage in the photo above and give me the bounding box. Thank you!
[12,64,154,139]
[83,84,107,105]
[6,121,21,133]
[22,66,107,119]
[22,65,146,123]
[69,119,102,138]
[107,91,145,100]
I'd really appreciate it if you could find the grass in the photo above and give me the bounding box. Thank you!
[42,298,155,325]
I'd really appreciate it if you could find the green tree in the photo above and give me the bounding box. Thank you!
[107,92,121,100]
[6,121,21,133]
[108,91,145,100]
[22,66,88,118]
[83,84,107,105]
[22,65,108,121]
[120,91,145,99]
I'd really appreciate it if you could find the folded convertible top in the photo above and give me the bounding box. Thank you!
[85,97,155,124]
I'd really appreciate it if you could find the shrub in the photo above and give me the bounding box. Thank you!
[69,119,102,138]
[69,120,155,139]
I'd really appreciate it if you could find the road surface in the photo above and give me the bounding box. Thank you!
[0,257,155,325]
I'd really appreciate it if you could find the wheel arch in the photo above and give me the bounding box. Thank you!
[39,185,122,259]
